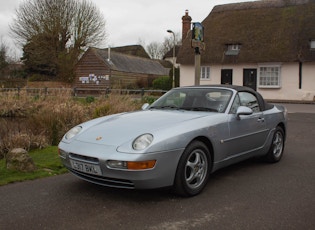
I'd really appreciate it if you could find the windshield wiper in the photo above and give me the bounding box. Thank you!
[185,107,218,112]
[150,106,218,112]
[149,105,179,110]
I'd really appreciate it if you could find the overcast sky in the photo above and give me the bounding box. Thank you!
[0,0,256,59]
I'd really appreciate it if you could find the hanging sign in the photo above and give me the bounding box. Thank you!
[191,22,205,51]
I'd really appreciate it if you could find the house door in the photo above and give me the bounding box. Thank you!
[221,69,233,85]
[243,69,257,91]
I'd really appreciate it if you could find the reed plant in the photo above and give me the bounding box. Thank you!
[0,90,143,158]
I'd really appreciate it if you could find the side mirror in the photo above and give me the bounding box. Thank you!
[236,106,253,119]
[141,103,150,110]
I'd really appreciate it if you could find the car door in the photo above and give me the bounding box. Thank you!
[226,92,269,157]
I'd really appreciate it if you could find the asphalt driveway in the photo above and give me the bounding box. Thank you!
[0,104,314,230]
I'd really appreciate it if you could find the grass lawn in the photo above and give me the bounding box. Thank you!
[0,146,68,186]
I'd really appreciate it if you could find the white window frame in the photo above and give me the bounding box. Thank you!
[258,64,281,88]
[228,44,240,51]
[200,66,210,80]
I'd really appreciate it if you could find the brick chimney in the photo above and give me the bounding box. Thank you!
[182,10,192,41]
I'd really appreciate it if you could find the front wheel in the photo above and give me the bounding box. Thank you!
[173,141,211,197]
[264,126,285,163]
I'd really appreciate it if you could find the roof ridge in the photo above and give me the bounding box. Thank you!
[108,50,157,62]
[94,48,155,62]
[212,0,314,12]
[92,48,168,75]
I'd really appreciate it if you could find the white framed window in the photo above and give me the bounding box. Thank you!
[200,66,210,80]
[310,40,315,49]
[228,44,240,51]
[225,44,241,55]
[258,64,281,88]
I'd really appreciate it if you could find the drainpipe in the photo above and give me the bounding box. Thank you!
[299,62,302,89]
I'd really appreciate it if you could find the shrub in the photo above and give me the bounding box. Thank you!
[142,96,157,104]
[85,96,95,103]
[28,74,50,82]
[152,76,172,90]
[0,91,142,155]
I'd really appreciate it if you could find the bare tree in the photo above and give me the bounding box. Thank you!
[161,31,181,57]
[146,32,182,60]
[10,0,106,81]
[146,42,164,59]
[71,0,106,50]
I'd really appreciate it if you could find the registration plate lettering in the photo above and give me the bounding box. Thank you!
[70,160,102,175]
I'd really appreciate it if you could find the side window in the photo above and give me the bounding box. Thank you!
[239,92,260,112]
[230,94,241,114]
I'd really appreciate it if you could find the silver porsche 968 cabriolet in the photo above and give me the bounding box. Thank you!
[58,85,287,196]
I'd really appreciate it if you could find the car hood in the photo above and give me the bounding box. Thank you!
[75,110,213,146]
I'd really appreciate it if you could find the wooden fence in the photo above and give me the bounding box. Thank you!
[0,87,167,98]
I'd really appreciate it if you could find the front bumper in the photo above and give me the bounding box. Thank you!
[58,140,184,189]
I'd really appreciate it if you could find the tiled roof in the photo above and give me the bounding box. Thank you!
[93,48,169,75]
[108,45,151,59]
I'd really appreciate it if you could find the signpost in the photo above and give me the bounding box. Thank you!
[191,22,205,86]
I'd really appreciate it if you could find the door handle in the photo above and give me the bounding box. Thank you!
[257,117,265,122]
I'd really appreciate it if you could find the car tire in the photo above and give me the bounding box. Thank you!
[173,141,211,197]
[264,126,285,163]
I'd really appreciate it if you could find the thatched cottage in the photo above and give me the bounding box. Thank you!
[177,0,315,101]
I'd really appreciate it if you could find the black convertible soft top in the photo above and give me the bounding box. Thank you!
[226,85,274,111]
[184,85,274,111]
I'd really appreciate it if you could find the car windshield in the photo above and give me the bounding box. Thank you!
[149,88,233,113]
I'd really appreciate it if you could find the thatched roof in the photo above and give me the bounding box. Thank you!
[177,0,315,65]
[92,48,168,76]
